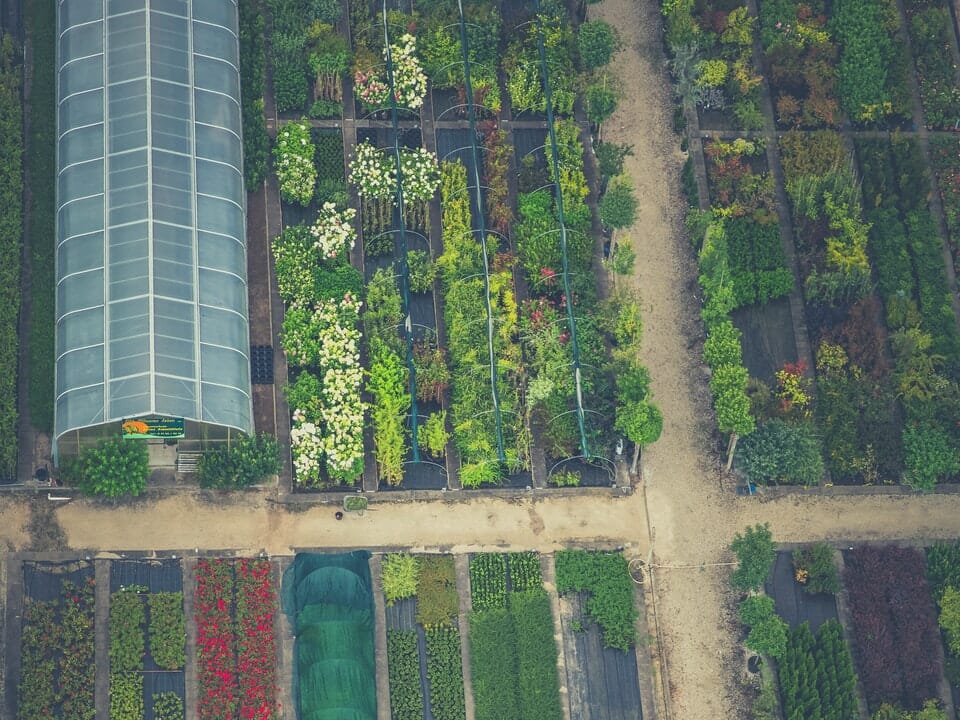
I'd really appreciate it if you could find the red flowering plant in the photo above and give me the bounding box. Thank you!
[236,559,278,720]
[196,559,239,720]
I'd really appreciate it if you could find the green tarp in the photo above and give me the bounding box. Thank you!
[282,552,376,720]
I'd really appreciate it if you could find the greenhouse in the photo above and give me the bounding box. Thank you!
[54,0,251,459]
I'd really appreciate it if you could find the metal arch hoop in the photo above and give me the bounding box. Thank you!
[547,454,616,483]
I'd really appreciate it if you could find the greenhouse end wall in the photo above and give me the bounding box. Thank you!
[54,0,252,458]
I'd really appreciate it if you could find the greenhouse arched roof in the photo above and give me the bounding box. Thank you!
[54,0,252,447]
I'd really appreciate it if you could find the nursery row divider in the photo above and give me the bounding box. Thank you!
[456,0,507,465]
[181,557,199,720]
[368,554,392,720]
[93,559,109,720]
[381,2,422,461]
[540,555,573,720]
[533,0,590,459]
[275,557,296,720]
[742,0,817,381]
[454,554,477,720]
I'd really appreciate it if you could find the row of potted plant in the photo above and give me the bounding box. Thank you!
[274,203,367,488]
[439,160,527,486]
[18,575,96,720]
[195,558,278,720]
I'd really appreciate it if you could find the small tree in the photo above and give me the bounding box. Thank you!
[600,176,639,231]
[75,438,150,498]
[738,594,788,659]
[610,240,636,282]
[730,523,776,591]
[615,400,663,474]
[792,542,839,594]
[578,20,620,69]
[585,79,619,132]
[711,364,756,469]
[594,142,634,183]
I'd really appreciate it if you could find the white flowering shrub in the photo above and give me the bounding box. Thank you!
[311,202,357,259]
[350,141,440,202]
[274,120,317,205]
[285,293,366,485]
[398,147,441,201]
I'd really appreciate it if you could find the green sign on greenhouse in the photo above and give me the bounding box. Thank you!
[121,417,185,439]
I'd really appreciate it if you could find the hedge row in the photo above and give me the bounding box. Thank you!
[25,0,55,435]
[0,33,22,478]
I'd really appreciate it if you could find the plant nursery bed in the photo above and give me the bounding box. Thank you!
[558,591,643,720]
[19,561,96,720]
[764,551,838,631]
[731,296,799,385]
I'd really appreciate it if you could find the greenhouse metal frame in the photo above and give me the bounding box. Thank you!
[54,0,252,457]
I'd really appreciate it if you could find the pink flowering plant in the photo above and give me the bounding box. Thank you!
[354,33,427,111]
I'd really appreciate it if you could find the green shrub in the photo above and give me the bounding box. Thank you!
[736,419,825,486]
[406,250,437,293]
[778,621,858,718]
[792,542,839,595]
[469,609,520,720]
[382,554,420,606]
[197,433,281,489]
[600,176,638,230]
[729,523,776,591]
[512,590,563,720]
[152,693,184,720]
[738,594,788,659]
[418,411,450,460]
[425,627,466,720]
[470,554,507,611]
[578,20,619,69]
[387,630,424,720]
[240,0,268,188]
[902,423,959,491]
[554,550,637,651]
[109,586,146,672]
[148,593,185,670]
[417,555,458,628]
[73,439,150,498]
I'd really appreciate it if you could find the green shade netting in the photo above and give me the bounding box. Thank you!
[282,552,376,720]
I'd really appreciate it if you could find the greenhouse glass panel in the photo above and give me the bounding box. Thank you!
[58,387,105,431]
[61,0,103,28]
[193,0,236,29]
[57,347,105,394]
[58,307,105,354]
[60,89,103,131]
[60,124,105,166]
[59,232,104,280]
[196,192,242,237]
[58,269,104,316]
[194,55,239,97]
[194,88,240,134]
[60,23,103,63]
[56,0,251,450]
[198,232,244,277]
[60,56,104,99]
